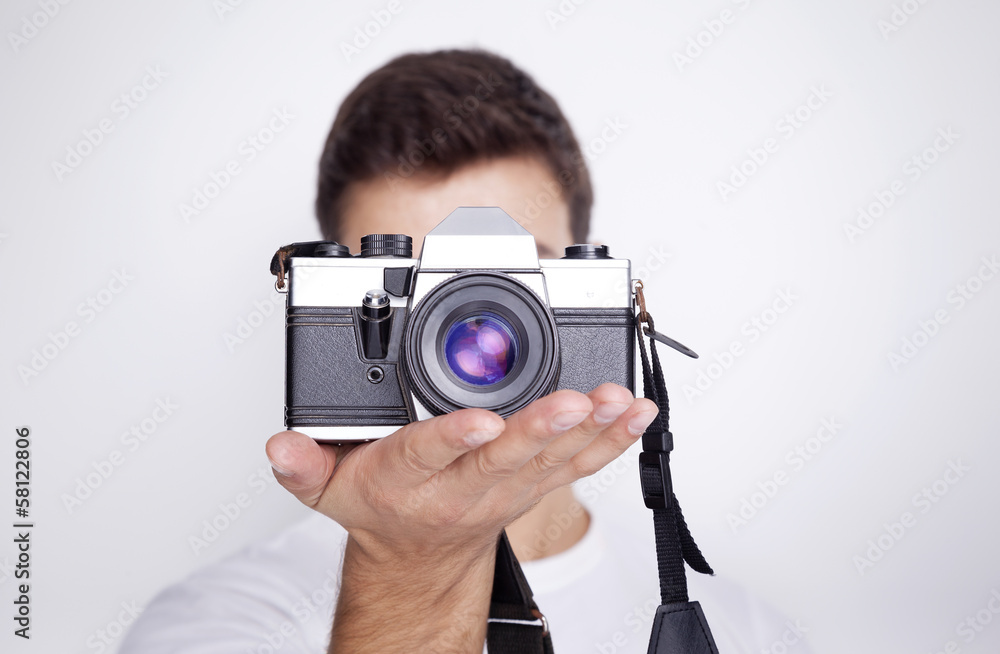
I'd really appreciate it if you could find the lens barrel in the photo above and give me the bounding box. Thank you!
[403,272,559,416]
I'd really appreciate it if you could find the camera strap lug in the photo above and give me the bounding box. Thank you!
[633,281,699,359]
[271,244,296,291]
[270,241,352,290]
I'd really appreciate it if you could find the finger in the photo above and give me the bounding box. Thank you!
[532,398,659,498]
[448,390,593,496]
[265,430,344,508]
[514,383,635,484]
[372,408,507,489]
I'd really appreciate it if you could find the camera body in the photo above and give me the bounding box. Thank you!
[273,207,635,442]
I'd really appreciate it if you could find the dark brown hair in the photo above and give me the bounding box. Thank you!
[315,49,592,242]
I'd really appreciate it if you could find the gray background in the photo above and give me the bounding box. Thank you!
[2,0,998,652]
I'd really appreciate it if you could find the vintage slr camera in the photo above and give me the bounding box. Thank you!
[270,207,635,443]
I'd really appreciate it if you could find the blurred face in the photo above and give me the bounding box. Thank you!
[338,156,575,258]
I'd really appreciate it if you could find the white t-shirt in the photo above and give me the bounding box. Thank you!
[120,500,809,653]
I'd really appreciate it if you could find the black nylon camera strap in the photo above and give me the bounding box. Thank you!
[635,312,720,654]
[486,298,718,654]
[487,531,553,654]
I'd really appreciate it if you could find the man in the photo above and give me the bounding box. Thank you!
[122,49,795,653]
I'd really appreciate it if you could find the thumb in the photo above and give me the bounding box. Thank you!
[265,430,343,508]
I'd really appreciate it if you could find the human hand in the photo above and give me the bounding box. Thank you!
[265,383,658,562]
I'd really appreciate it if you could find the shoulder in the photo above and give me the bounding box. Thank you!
[120,513,347,654]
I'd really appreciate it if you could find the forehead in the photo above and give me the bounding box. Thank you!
[338,156,573,258]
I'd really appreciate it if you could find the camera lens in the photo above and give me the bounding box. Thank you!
[403,272,560,417]
[443,313,519,386]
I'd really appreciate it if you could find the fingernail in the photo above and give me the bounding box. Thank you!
[551,410,590,432]
[593,402,630,426]
[465,426,503,448]
[628,409,659,436]
[268,457,294,478]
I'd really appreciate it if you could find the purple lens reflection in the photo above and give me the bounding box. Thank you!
[444,313,518,386]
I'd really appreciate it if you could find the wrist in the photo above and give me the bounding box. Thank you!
[333,534,498,653]
[348,526,500,567]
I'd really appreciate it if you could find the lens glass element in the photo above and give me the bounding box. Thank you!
[443,313,519,386]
